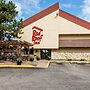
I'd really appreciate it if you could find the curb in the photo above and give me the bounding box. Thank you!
[46,61,50,68]
[0,65,48,68]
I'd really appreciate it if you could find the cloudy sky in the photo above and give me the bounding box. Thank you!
[7,0,90,22]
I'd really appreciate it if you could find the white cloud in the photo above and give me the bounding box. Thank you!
[61,4,72,8]
[80,0,90,22]
[22,0,41,10]
[7,0,41,19]
[15,2,23,18]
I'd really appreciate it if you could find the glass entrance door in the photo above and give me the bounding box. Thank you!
[40,49,51,60]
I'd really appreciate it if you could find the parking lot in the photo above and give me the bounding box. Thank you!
[0,63,90,90]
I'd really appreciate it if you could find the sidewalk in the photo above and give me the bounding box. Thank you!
[0,60,89,68]
[0,60,50,68]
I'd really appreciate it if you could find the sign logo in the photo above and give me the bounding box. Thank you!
[32,26,43,44]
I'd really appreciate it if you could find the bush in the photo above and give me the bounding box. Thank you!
[67,59,72,61]
[80,59,85,61]
[30,55,34,61]
[47,56,51,60]
[36,56,40,60]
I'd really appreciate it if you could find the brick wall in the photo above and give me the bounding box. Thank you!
[51,49,90,60]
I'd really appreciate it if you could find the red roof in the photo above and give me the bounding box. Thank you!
[59,10,90,29]
[23,2,90,30]
[23,2,59,27]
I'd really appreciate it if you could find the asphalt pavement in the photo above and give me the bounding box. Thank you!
[0,63,90,90]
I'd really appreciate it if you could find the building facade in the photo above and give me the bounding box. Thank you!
[21,3,90,60]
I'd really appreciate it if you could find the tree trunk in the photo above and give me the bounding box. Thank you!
[0,30,3,40]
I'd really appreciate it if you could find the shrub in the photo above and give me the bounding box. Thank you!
[47,56,51,60]
[36,56,40,60]
[30,55,34,61]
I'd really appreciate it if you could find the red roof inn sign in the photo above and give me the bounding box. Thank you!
[32,26,43,44]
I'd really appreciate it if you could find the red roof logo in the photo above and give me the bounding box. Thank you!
[32,26,43,44]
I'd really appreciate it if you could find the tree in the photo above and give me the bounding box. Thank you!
[0,0,23,41]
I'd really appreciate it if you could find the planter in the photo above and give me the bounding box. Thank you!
[36,56,40,61]
[17,60,22,65]
[30,55,34,62]
[30,58,34,61]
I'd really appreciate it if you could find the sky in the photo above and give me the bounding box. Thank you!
[7,0,90,22]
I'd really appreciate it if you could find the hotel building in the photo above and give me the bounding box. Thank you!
[21,3,90,60]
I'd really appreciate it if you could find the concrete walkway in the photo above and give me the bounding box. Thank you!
[0,60,50,68]
[0,60,90,68]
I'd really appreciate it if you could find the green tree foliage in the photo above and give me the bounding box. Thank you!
[0,0,23,40]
